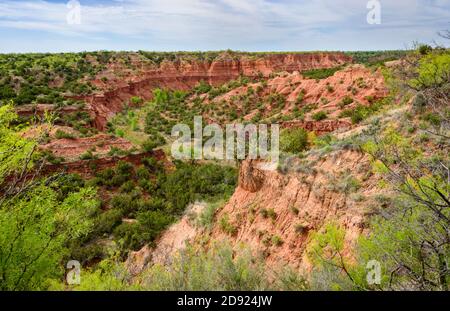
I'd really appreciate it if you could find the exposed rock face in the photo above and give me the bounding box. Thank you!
[127,149,379,275]
[15,104,86,118]
[211,150,378,270]
[84,52,352,129]
[42,133,133,161]
[281,120,352,135]
[211,64,388,124]
[126,202,206,275]
[126,245,153,277]
[41,149,166,178]
[239,159,265,192]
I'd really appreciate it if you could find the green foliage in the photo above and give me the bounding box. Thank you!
[338,96,354,108]
[115,128,125,138]
[194,80,212,94]
[410,52,450,89]
[142,134,166,151]
[345,50,408,67]
[271,235,283,246]
[358,118,450,290]
[280,127,309,154]
[86,161,237,256]
[302,66,342,79]
[69,240,307,290]
[0,104,36,182]
[220,215,237,235]
[161,162,237,213]
[296,89,306,104]
[307,223,367,290]
[130,96,143,105]
[418,44,433,55]
[80,150,97,160]
[114,210,174,252]
[62,111,96,137]
[339,98,387,124]
[70,260,134,291]
[138,242,307,290]
[0,52,114,106]
[358,191,450,290]
[0,186,99,290]
[0,113,100,290]
[196,200,226,229]
[260,208,277,220]
[325,170,361,195]
[308,223,345,264]
[312,110,328,121]
[55,129,75,139]
[295,224,306,234]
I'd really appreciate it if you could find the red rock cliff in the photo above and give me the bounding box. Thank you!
[84,52,352,130]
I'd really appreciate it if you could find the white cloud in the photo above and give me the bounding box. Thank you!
[0,0,448,52]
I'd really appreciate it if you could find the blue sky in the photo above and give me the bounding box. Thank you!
[0,0,449,53]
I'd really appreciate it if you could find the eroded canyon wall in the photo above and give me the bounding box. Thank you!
[85,52,352,129]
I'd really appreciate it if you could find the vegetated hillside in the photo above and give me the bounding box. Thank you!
[4,51,350,130]
[127,47,449,291]
[109,63,388,153]
[0,47,448,291]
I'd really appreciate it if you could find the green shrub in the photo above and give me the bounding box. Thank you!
[130,96,143,105]
[312,111,328,121]
[136,165,151,180]
[338,96,353,108]
[119,180,136,193]
[339,101,385,124]
[80,150,96,160]
[296,89,306,104]
[290,206,299,215]
[92,208,124,236]
[110,194,137,215]
[115,128,125,138]
[302,66,342,79]
[271,235,283,246]
[220,215,237,235]
[410,53,450,89]
[418,44,433,55]
[194,80,212,94]
[142,134,166,151]
[55,129,75,139]
[295,224,306,234]
[137,242,308,290]
[196,200,225,229]
[280,128,309,154]
[72,243,106,266]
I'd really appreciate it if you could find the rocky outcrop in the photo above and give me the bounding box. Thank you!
[41,133,134,161]
[210,150,379,270]
[206,64,388,126]
[15,104,86,118]
[42,149,166,178]
[128,149,380,275]
[126,202,206,275]
[281,120,352,135]
[238,159,265,192]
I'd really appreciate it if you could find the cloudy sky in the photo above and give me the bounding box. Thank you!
[0,0,449,53]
